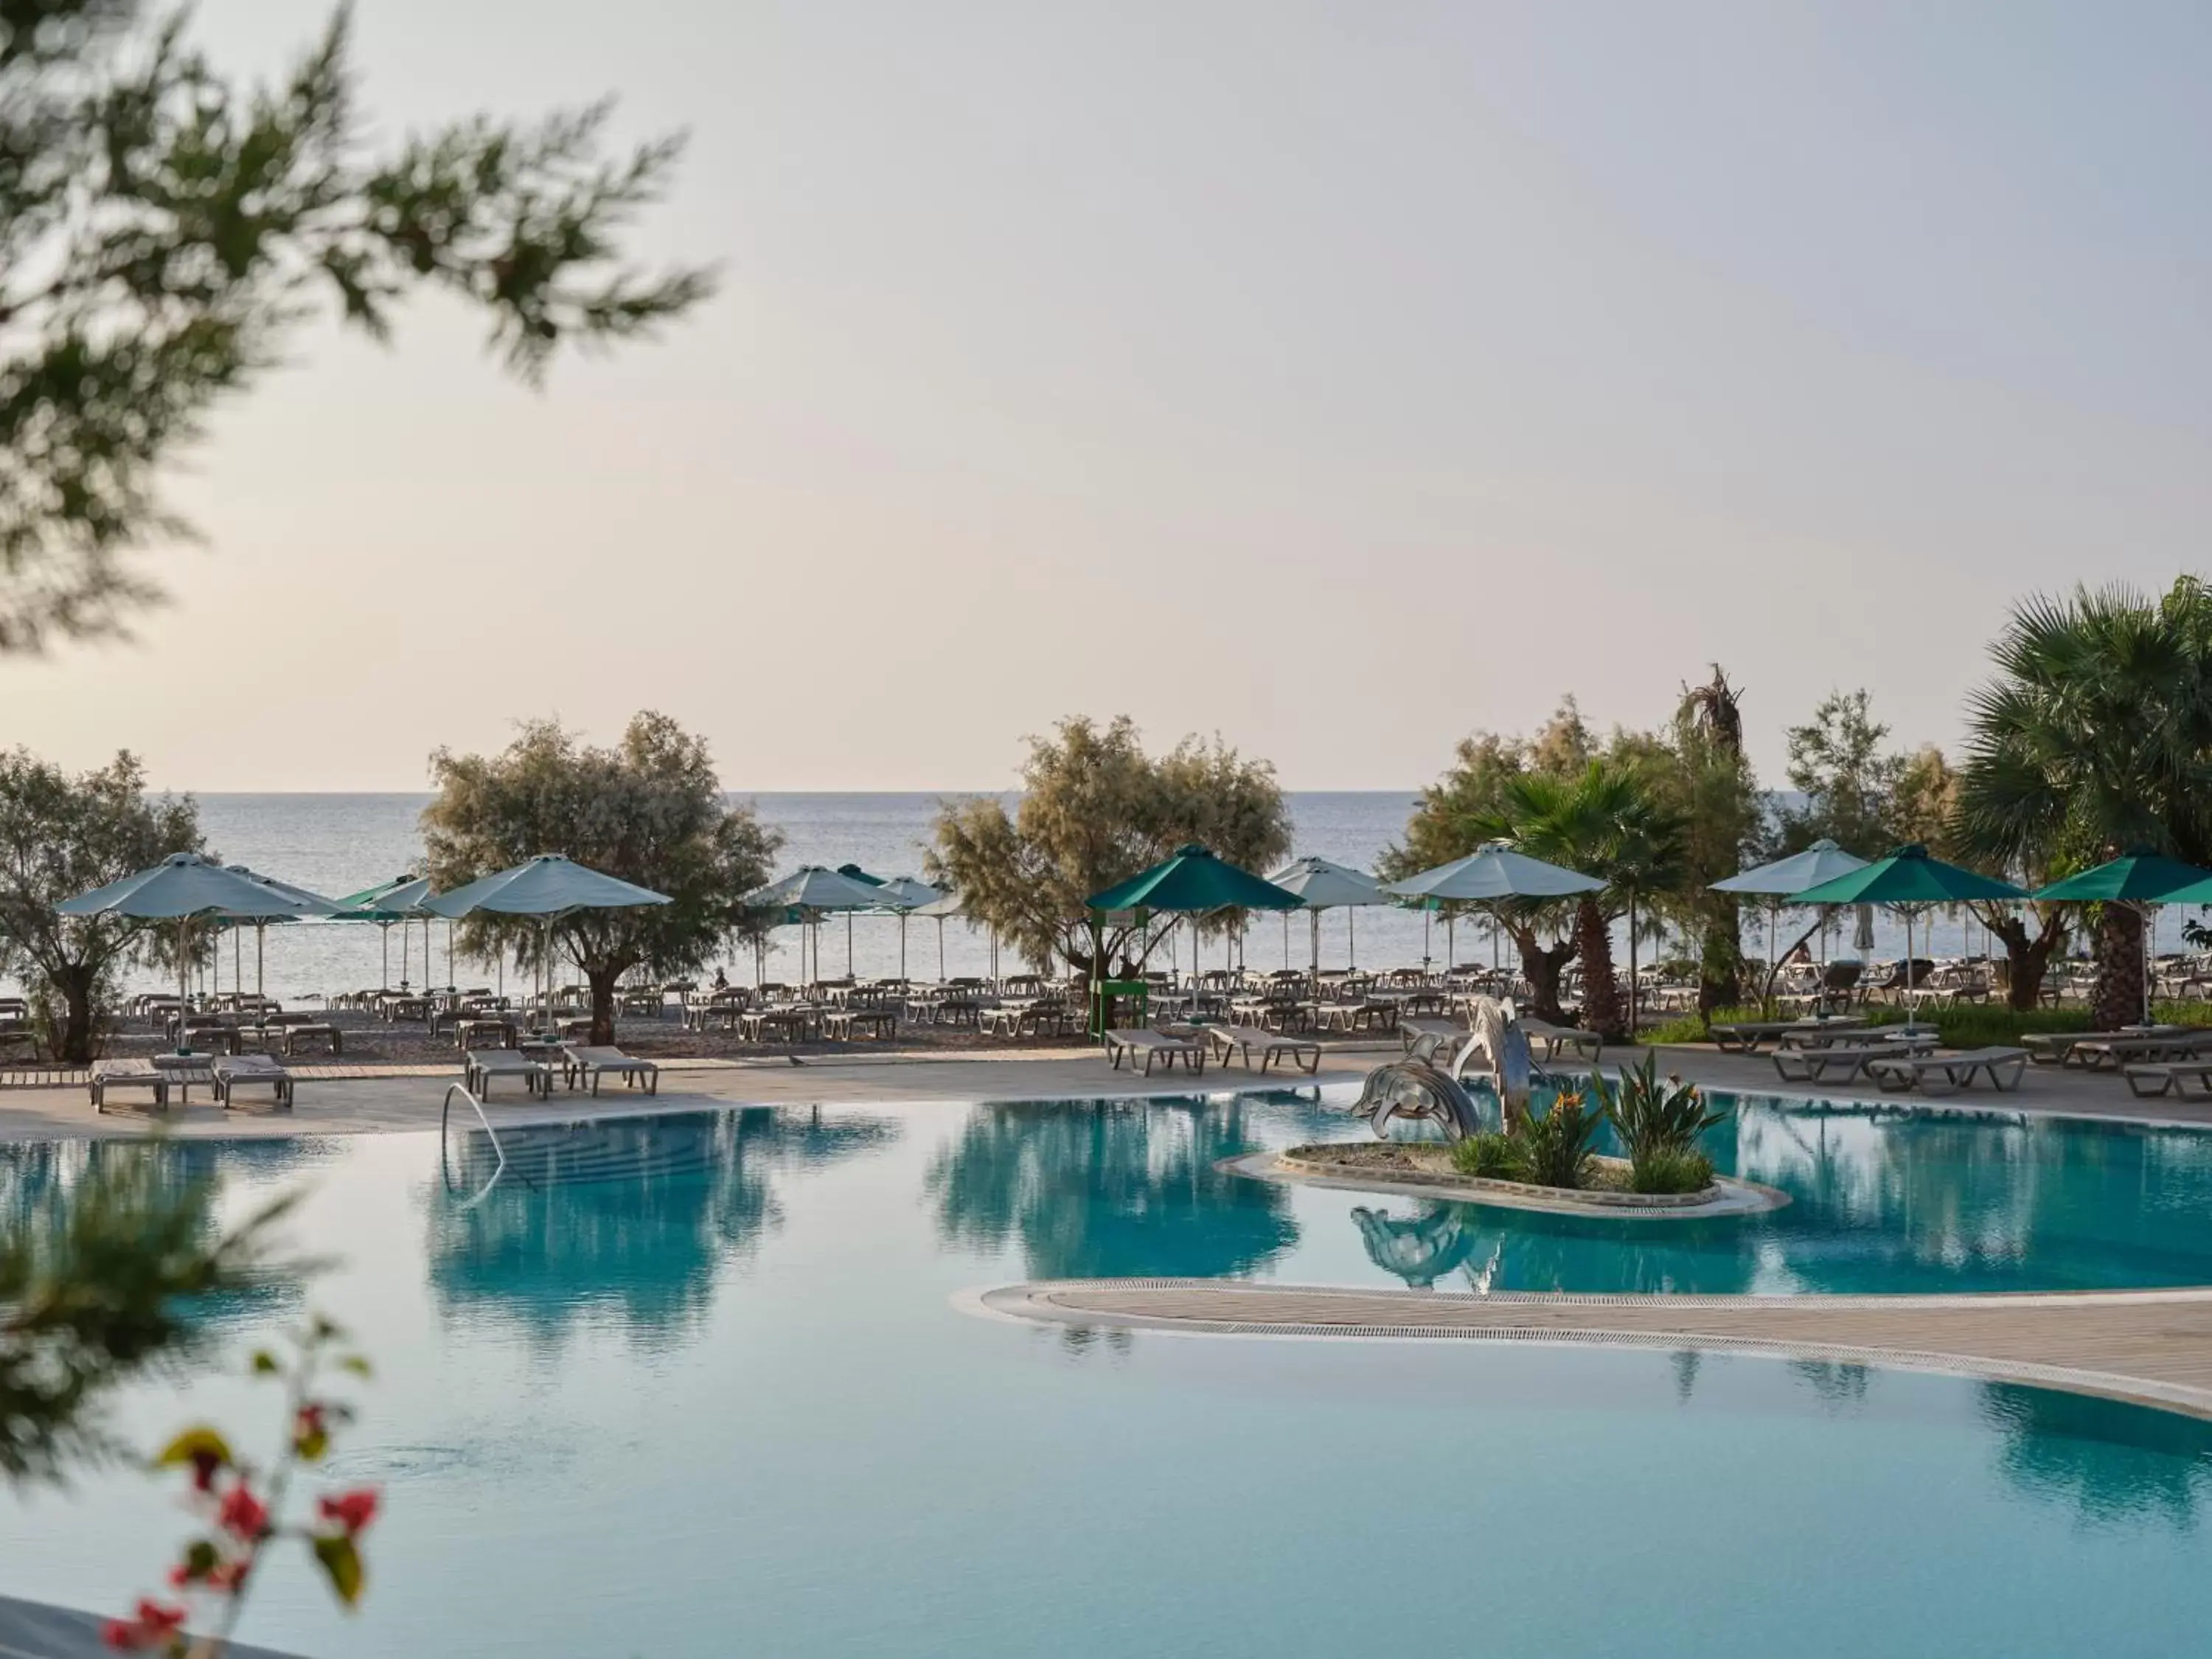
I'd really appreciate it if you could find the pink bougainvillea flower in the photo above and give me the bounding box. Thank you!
[102,1600,189,1649]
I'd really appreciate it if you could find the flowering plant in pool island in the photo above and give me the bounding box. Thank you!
[1590,1053,1728,1195]
[105,1317,379,1656]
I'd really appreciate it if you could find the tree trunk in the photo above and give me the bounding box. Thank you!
[1697,898,1743,1025]
[1627,893,1640,1039]
[1510,925,1577,1023]
[55,962,97,1066]
[1575,897,1624,1040]
[2091,905,2146,1031]
[1984,908,2067,1013]
[586,964,621,1047]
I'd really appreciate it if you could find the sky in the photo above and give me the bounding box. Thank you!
[9,0,2212,793]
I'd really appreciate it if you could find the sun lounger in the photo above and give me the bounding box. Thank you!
[1102,1029,1205,1075]
[1865,1046,2028,1093]
[2123,1060,2212,1099]
[560,1044,660,1096]
[1400,1018,1467,1064]
[1711,1018,1866,1055]
[1205,1024,1321,1075]
[2068,1030,2212,1072]
[1773,1034,1937,1084]
[2024,1027,2186,1067]
[89,1059,169,1113]
[212,1054,293,1112]
[1522,1018,1602,1063]
[465,1048,552,1099]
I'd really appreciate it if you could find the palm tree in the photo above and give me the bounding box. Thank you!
[1492,761,1684,1040]
[1958,580,2212,1029]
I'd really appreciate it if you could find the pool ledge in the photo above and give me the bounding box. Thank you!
[964,1279,2212,1421]
[1226,1149,1789,1220]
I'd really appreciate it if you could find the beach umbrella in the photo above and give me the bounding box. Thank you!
[742,866,892,988]
[425,855,672,1034]
[913,888,965,979]
[223,866,343,1001]
[1265,856,1387,981]
[58,853,321,1048]
[834,864,888,975]
[338,874,429,990]
[1792,846,2027,1021]
[1384,843,1603,904]
[1087,845,1301,999]
[1712,838,1872,999]
[870,875,943,981]
[2034,848,2212,1026]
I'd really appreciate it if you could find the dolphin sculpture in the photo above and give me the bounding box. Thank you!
[1354,1057,1486,1143]
[1450,995,1534,1127]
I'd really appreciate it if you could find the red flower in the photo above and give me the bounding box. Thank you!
[187,1450,223,1493]
[102,1600,188,1649]
[316,1487,380,1536]
[216,1481,270,1540]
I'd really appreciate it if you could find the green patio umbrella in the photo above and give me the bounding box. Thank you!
[1792,846,2027,1021]
[1086,845,1301,1004]
[2035,847,2212,1026]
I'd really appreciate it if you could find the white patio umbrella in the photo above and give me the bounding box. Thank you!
[58,853,322,1048]
[913,889,966,979]
[741,866,893,988]
[1711,838,1871,1003]
[425,855,672,1035]
[1266,856,1388,981]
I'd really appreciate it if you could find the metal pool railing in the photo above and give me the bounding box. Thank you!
[439,1081,508,1208]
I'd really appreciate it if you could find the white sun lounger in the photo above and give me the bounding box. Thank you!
[1205,1025,1322,1075]
[1103,1029,1205,1075]
[1773,1035,1936,1084]
[465,1048,552,1099]
[212,1053,293,1112]
[560,1044,661,1096]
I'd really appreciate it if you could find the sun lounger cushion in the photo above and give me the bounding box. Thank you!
[561,1045,660,1095]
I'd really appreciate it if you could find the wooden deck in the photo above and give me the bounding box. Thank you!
[975,1279,2212,1419]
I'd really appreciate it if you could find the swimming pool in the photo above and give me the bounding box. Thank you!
[4,1089,2211,1657]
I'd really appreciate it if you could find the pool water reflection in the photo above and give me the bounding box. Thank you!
[0,1092,2209,1658]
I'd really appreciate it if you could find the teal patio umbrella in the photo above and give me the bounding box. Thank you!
[1792,846,2027,1020]
[1086,845,1301,1004]
[425,855,672,1034]
[58,853,322,1047]
[1385,843,1602,997]
[2036,847,2212,1025]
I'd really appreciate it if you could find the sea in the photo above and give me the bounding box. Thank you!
[51,792,1997,1006]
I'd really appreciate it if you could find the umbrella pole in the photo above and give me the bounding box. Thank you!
[1349,908,1356,970]
[847,911,855,978]
[1283,911,1290,970]
[257,922,265,1001]
[1422,906,1430,972]
[178,917,189,1041]
[937,918,945,981]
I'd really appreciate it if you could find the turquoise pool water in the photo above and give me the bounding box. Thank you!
[4,1090,2212,1656]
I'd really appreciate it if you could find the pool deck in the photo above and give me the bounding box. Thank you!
[974,1280,2212,1419]
[2,1037,2209,1141]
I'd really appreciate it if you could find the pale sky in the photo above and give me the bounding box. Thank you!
[9,1,2211,792]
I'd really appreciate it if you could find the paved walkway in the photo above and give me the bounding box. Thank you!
[2,1037,2205,1143]
[977,1279,2212,1419]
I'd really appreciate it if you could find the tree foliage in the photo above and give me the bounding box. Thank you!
[0,748,202,1062]
[926,717,1290,978]
[0,1,714,648]
[420,714,782,1043]
[1775,689,1911,858]
[1,1148,293,1486]
[1958,579,2212,1026]
[1664,668,1759,1019]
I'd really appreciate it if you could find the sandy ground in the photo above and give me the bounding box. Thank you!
[2,1037,2208,1143]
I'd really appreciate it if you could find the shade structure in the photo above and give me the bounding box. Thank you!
[2034,847,2212,1026]
[1266,855,1388,975]
[1792,846,2027,1025]
[1711,839,1873,999]
[869,876,944,980]
[1712,838,1870,897]
[1790,846,2026,908]
[1086,845,1303,915]
[338,874,429,990]
[223,866,344,1001]
[2031,848,2212,905]
[1382,844,1603,904]
[426,855,672,1032]
[742,866,894,986]
[58,853,323,1044]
